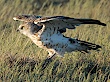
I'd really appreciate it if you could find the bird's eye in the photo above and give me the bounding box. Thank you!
[21,26,24,30]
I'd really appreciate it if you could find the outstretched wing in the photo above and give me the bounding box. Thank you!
[34,16,106,32]
[13,15,106,33]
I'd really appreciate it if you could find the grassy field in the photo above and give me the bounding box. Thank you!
[0,0,110,82]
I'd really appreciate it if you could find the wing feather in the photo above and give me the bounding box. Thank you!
[13,15,106,34]
[13,15,42,22]
[34,16,106,31]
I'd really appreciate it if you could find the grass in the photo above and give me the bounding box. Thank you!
[0,0,110,82]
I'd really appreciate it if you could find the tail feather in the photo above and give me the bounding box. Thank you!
[76,19,106,26]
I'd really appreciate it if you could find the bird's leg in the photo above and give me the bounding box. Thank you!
[47,52,56,59]
[41,51,56,70]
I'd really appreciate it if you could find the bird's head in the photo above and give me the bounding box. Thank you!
[17,22,42,37]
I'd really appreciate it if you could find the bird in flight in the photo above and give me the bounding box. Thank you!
[13,15,106,60]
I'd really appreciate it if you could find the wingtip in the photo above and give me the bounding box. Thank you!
[100,23,106,26]
[97,45,102,49]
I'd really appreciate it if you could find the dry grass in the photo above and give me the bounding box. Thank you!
[0,0,110,81]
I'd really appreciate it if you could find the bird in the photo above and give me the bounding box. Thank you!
[13,15,106,60]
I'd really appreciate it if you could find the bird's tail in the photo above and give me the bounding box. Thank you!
[69,39,102,53]
[76,19,106,26]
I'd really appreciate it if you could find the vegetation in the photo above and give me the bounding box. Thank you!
[0,0,110,82]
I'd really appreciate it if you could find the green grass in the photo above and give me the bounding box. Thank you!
[0,0,110,82]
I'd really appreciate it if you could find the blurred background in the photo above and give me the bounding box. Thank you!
[0,0,110,82]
